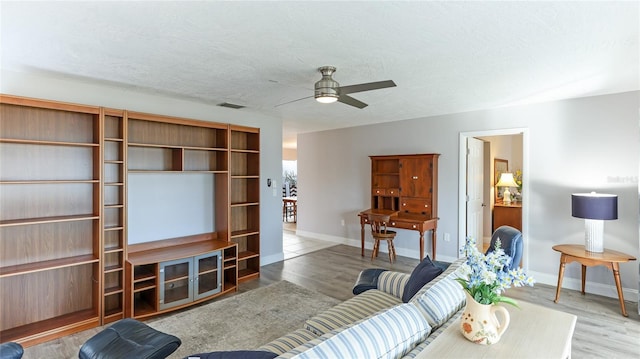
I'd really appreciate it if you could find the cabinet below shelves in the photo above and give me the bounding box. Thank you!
[126,234,237,319]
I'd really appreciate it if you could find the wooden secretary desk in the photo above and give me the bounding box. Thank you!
[358,154,440,260]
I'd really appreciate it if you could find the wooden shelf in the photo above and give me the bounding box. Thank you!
[104,286,124,295]
[0,214,99,227]
[104,204,124,209]
[231,229,259,238]
[238,268,260,280]
[198,268,219,276]
[230,201,260,207]
[104,264,123,273]
[134,300,156,317]
[133,268,156,282]
[104,246,124,253]
[128,142,226,152]
[104,225,124,231]
[0,254,98,278]
[128,239,230,265]
[0,138,99,147]
[237,250,259,260]
[133,282,156,292]
[230,148,260,154]
[0,309,99,345]
[103,311,124,325]
[0,179,99,185]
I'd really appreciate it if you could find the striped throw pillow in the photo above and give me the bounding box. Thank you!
[410,276,465,329]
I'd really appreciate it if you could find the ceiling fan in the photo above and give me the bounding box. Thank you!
[277,66,396,109]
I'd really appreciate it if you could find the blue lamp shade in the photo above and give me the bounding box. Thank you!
[571,193,618,220]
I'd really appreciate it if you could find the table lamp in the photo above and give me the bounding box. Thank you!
[496,172,519,205]
[571,192,618,253]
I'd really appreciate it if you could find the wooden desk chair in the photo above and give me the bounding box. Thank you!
[368,213,397,263]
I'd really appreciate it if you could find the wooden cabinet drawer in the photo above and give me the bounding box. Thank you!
[388,220,421,230]
[372,188,386,196]
[386,188,399,196]
[372,188,400,196]
[400,197,432,216]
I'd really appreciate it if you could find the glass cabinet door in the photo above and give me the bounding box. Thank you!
[159,258,193,310]
[194,251,222,300]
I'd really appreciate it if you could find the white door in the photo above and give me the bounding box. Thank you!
[466,137,484,251]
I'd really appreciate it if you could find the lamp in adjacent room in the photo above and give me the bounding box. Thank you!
[571,192,618,253]
[496,172,519,205]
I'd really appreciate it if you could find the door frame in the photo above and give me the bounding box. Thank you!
[458,128,530,270]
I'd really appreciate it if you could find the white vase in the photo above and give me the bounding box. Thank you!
[460,291,510,345]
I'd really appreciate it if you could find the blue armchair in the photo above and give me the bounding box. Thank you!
[486,225,523,270]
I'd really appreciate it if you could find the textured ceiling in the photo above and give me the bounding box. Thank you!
[1,1,638,148]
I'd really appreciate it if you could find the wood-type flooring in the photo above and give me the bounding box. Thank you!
[248,244,640,359]
[22,241,640,358]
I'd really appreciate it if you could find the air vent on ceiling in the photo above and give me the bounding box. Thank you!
[217,102,245,109]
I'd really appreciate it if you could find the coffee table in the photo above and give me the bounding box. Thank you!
[415,300,577,359]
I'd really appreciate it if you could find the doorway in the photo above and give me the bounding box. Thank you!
[458,128,529,269]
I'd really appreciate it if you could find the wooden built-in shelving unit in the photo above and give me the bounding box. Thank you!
[230,126,261,282]
[102,108,127,325]
[0,95,102,346]
[0,94,260,346]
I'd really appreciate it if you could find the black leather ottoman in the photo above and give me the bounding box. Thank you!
[79,318,181,359]
[0,342,23,359]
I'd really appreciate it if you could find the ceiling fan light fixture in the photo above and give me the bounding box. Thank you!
[314,66,340,104]
[315,93,339,103]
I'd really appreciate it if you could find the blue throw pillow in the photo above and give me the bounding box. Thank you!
[185,350,277,359]
[402,256,443,303]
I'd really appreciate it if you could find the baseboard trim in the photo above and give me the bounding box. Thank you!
[529,270,639,302]
[294,230,458,263]
[293,230,638,302]
[261,252,284,266]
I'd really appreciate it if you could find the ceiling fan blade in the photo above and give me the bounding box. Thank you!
[338,94,368,109]
[274,95,314,107]
[338,80,396,95]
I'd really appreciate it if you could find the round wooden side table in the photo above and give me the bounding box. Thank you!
[552,244,636,317]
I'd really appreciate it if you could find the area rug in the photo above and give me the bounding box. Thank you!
[147,281,340,358]
[149,280,341,358]
[22,281,341,359]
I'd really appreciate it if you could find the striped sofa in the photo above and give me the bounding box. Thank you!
[258,257,467,359]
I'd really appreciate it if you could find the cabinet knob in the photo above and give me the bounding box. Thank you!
[403,203,406,206]
[391,222,396,226]
[412,225,417,228]
[424,204,428,207]
[412,176,418,180]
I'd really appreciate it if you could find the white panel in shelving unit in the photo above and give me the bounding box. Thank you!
[127,173,215,244]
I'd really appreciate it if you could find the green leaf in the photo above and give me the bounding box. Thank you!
[493,296,520,308]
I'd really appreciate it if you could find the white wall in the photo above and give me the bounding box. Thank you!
[298,91,639,299]
[0,69,284,265]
